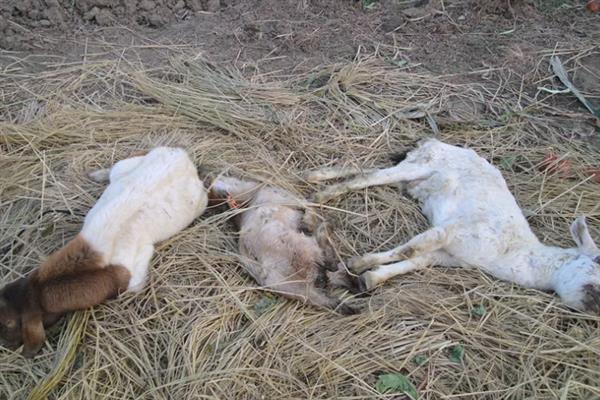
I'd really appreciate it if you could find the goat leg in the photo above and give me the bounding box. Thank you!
[348,227,449,273]
[359,251,446,291]
[312,164,432,203]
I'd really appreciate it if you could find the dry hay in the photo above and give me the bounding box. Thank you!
[1,49,600,399]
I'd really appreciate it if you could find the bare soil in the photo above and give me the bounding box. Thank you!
[3,0,598,144]
[1,0,598,79]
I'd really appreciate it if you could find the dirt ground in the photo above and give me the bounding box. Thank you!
[1,0,599,131]
[2,0,599,170]
[1,0,598,76]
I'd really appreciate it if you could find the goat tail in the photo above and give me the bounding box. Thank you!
[87,168,111,183]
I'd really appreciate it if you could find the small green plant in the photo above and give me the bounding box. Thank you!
[384,56,408,67]
[412,354,428,366]
[362,0,378,10]
[471,304,487,317]
[375,373,419,399]
[254,296,277,316]
[538,0,570,14]
[500,156,517,170]
[449,344,465,363]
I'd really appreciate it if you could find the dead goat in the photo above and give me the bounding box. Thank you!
[209,175,358,315]
[308,138,600,314]
[0,147,208,357]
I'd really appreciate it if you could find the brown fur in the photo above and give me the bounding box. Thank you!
[36,236,105,281]
[582,284,600,314]
[0,235,130,357]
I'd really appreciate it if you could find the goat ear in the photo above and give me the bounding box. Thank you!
[570,216,598,253]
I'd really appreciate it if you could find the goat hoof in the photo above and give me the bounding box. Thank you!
[358,271,376,292]
[305,171,322,183]
[311,191,332,204]
[87,168,110,183]
[21,347,40,359]
[348,256,369,273]
[336,303,359,315]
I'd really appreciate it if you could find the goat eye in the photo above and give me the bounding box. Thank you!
[594,256,600,265]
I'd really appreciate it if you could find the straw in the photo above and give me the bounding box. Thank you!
[1,48,599,399]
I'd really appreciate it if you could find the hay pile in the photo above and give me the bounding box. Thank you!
[1,50,599,399]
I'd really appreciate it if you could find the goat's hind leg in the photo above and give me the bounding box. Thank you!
[360,250,452,291]
[88,154,146,183]
[268,281,357,315]
[348,227,448,273]
[313,163,433,203]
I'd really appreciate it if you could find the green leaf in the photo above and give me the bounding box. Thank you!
[471,304,486,317]
[254,296,277,316]
[384,56,408,67]
[449,344,465,363]
[40,223,56,237]
[412,354,428,366]
[375,373,419,399]
[362,0,377,9]
[500,156,516,170]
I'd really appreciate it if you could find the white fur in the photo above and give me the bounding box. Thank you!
[311,139,600,312]
[83,147,208,291]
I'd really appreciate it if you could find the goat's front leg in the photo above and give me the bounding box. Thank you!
[305,166,376,183]
[360,250,450,291]
[126,244,155,292]
[312,164,432,203]
[40,265,131,313]
[348,227,449,273]
[264,280,357,315]
[21,310,46,358]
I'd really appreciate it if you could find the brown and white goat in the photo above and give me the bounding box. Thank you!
[0,147,208,357]
[210,176,358,315]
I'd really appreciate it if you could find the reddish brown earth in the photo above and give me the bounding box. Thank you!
[1,1,598,136]
[0,1,597,75]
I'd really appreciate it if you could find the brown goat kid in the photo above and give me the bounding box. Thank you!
[210,176,359,315]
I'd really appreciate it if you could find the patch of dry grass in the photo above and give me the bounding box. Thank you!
[1,50,599,399]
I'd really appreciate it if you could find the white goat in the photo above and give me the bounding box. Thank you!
[308,138,600,314]
[0,147,208,357]
[209,176,358,315]
[84,146,209,291]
